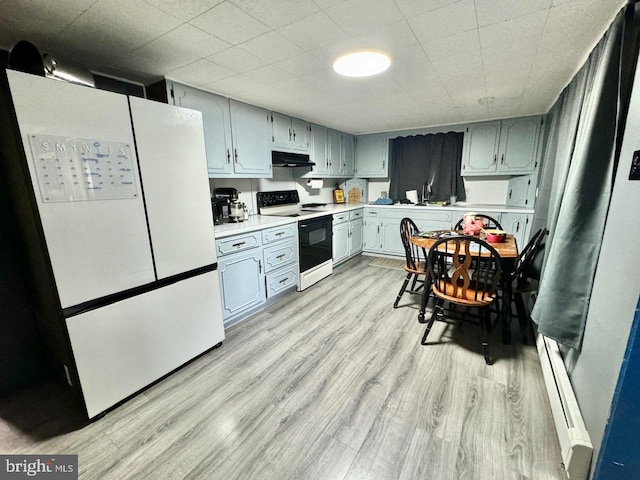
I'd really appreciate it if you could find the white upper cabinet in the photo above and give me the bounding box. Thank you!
[168,82,271,178]
[461,116,543,176]
[355,133,389,178]
[498,116,542,174]
[270,112,310,153]
[327,129,342,176]
[461,121,501,175]
[170,82,234,176]
[229,100,272,177]
[341,133,355,177]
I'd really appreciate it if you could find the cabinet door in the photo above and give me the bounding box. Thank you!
[218,249,265,320]
[380,219,404,256]
[498,116,541,174]
[501,213,532,251]
[327,129,342,176]
[229,100,272,177]
[461,121,500,175]
[333,221,350,264]
[506,175,531,208]
[342,133,355,177]
[291,117,310,153]
[355,133,389,178]
[349,218,363,256]
[170,83,234,176]
[304,124,329,176]
[363,218,381,252]
[271,112,292,150]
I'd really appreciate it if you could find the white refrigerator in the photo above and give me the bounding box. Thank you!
[2,70,225,418]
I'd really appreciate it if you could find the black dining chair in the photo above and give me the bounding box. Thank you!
[393,218,428,308]
[454,214,503,231]
[505,227,548,344]
[422,235,502,364]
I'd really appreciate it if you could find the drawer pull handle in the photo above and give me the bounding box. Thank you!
[279,278,289,284]
[276,254,285,260]
[232,241,246,247]
[276,232,285,236]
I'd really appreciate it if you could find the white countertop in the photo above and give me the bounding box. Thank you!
[213,202,532,239]
[213,203,366,239]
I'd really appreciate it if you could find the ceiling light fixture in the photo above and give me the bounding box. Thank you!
[333,50,391,78]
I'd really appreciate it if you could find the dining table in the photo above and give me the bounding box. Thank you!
[411,232,519,344]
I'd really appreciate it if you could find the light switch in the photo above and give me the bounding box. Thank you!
[630,150,640,180]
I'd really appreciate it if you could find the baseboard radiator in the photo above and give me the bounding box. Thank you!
[536,334,593,480]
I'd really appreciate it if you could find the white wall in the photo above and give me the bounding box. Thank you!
[568,55,640,476]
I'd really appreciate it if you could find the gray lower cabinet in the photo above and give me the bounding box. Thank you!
[217,245,265,323]
[333,208,364,265]
[500,213,532,250]
[216,223,298,326]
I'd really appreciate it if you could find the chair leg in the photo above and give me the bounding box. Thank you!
[480,308,493,365]
[393,273,412,308]
[421,298,442,345]
[513,292,529,344]
[410,275,419,291]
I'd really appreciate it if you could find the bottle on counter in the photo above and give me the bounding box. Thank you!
[243,203,249,221]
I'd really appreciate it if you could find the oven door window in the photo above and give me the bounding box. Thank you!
[299,218,332,272]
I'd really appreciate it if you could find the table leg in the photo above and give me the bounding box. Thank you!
[501,282,512,344]
[418,271,432,323]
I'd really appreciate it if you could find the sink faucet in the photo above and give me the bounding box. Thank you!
[422,182,432,203]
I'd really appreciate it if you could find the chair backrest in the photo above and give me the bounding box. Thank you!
[454,214,503,231]
[399,217,425,272]
[511,227,548,287]
[427,235,502,303]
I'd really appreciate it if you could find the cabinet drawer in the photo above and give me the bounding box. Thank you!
[365,208,381,217]
[333,212,349,224]
[262,223,297,244]
[265,266,298,298]
[215,232,261,257]
[349,208,363,220]
[263,239,297,273]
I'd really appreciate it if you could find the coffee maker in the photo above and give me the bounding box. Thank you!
[214,187,243,223]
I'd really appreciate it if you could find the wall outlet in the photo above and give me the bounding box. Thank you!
[630,150,640,180]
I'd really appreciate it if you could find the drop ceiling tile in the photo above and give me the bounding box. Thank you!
[408,0,477,43]
[324,0,404,35]
[394,0,462,18]
[229,0,319,29]
[243,65,292,85]
[312,0,346,8]
[207,46,268,73]
[143,0,224,22]
[0,0,95,39]
[238,31,304,64]
[168,59,235,86]
[421,30,480,63]
[478,10,547,50]
[475,0,552,28]
[189,2,270,45]
[203,73,267,94]
[351,20,420,51]
[277,12,348,51]
[135,24,230,63]
[274,53,327,76]
[133,40,200,72]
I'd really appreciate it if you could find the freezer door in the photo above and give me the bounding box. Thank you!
[66,271,224,418]
[7,70,155,308]
[129,97,217,278]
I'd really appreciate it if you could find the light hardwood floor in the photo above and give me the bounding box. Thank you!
[0,256,564,479]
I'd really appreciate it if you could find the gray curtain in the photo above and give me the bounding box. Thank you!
[532,6,639,350]
[388,132,465,203]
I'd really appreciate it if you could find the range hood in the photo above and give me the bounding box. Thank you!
[272,151,315,168]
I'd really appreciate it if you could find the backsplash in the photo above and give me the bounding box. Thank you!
[211,173,510,212]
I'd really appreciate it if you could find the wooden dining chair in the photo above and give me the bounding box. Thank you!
[454,214,503,231]
[393,218,428,308]
[505,227,548,343]
[422,235,502,364]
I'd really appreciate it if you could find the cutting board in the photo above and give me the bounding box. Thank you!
[340,178,368,204]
